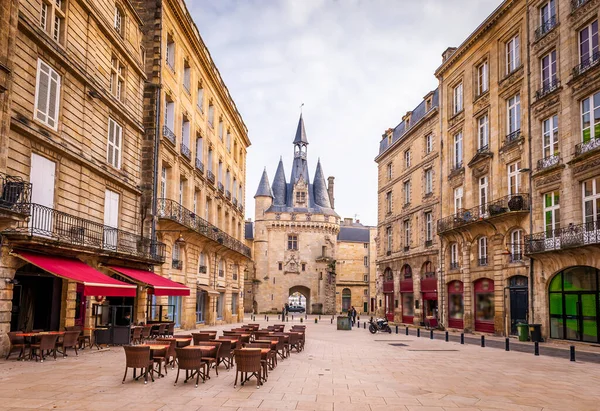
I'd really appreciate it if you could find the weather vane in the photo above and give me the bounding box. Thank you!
[300,102,304,114]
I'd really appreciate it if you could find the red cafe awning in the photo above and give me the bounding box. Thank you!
[14,252,136,297]
[422,292,438,300]
[108,266,190,296]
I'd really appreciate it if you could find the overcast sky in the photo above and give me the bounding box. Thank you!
[189,0,500,226]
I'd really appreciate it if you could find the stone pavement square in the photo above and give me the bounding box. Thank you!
[1,316,599,410]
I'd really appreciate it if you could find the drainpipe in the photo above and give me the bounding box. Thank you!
[151,87,161,243]
[525,0,535,324]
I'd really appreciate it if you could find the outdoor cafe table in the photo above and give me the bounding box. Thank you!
[173,337,192,347]
[183,345,216,355]
[241,347,271,361]
[254,339,278,350]
[215,338,238,349]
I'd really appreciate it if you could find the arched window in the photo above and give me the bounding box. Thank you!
[384,267,393,282]
[198,252,206,273]
[478,236,488,266]
[422,261,434,278]
[449,242,459,269]
[342,288,351,312]
[114,5,124,37]
[218,259,224,277]
[401,264,412,279]
[509,229,523,262]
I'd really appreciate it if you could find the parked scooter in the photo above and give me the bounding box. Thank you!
[368,317,392,334]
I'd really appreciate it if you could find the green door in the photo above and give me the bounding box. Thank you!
[565,294,579,341]
[581,294,598,343]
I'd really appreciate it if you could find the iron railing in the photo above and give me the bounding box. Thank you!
[0,174,32,214]
[537,154,560,170]
[225,190,231,200]
[437,193,530,233]
[450,161,463,174]
[218,182,224,193]
[508,246,524,263]
[4,203,165,263]
[239,204,244,214]
[180,143,191,160]
[505,129,521,146]
[525,221,600,254]
[207,170,215,184]
[575,137,600,156]
[573,51,600,78]
[534,16,557,41]
[195,158,204,174]
[449,262,459,270]
[536,78,560,100]
[172,259,183,269]
[232,198,238,207]
[163,126,176,145]
[156,198,251,258]
[425,239,432,247]
[199,265,207,273]
[571,0,591,11]
[478,257,488,266]
[477,144,489,154]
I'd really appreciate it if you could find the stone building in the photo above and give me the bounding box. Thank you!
[0,0,168,356]
[435,0,531,336]
[133,0,252,328]
[245,115,340,315]
[375,90,442,326]
[524,0,600,344]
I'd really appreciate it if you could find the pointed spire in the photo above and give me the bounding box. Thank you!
[313,159,331,208]
[293,114,309,145]
[272,158,287,205]
[254,168,273,198]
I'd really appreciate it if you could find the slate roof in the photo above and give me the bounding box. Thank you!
[245,221,254,240]
[254,168,273,198]
[337,226,370,243]
[272,158,287,205]
[293,114,308,145]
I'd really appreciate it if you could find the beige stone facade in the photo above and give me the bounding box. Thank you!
[134,0,251,328]
[375,90,441,326]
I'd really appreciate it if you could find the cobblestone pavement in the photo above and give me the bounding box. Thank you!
[1,316,599,410]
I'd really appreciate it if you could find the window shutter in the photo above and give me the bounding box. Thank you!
[114,122,122,168]
[107,119,115,166]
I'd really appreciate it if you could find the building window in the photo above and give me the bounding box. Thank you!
[479,176,488,212]
[197,83,204,111]
[386,191,392,214]
[450,243,459,269]
[425,134,433,154]
[296,191,306,204]
[364,243,368,248]
[477,60,488,95]
[583,178,600,226]
[542,115,559,160]
[454,186,463,213]
[218,260,224,277]
[181,118,191,154]
[403,220,410,249]
[364,256,368,266]
[226,131,232,152]
[183,60,191,93]
[287,235,298,250]
[107,118,122,169]
[478,237,488,266]
[302,263,306,271]
[403,181,411,205]
[164,99,175,131]
[218,119,224,141]
[34,59,61,130]
[508,161,521,196]
[541,50,557,89]
[208,102,215,127]
[478,114,489,150]
[509,230,523,262]
[110,57,125,101]
[581,91,600,143]
[364,275,368,282]
[166,34,175,71]
[544,191,560,235]
[579,20,599,68]
[278,262,282,271]
[386,226,392,252]
[506,34,520,74]
[196,135,203,164]
[404,150,411,169]
[424,169,433,195]
[507,94,521,135]
[40,0,65,43]
[540,1,556,30]
[114,5,124,37]
[386,163,392,180]
[172,242,181,268]
[179,179,184,205]
[453,132,463,169]
[160,167,167,198]
[425,211,432,242]
[453,82,463,115]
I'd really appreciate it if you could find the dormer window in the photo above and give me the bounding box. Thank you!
[296,191,306,204]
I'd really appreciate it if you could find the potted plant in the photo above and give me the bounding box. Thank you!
[508,195,524,211]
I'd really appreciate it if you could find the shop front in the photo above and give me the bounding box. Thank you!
[447,280,464,329]
[421,276,438,323]
[474,278,495,333]
[383,268,394,322]
[400,265,414,325]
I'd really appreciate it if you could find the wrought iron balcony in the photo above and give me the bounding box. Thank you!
[437,193,530,234]
[449,262,459,270]
[3,203,165,263]
[425,239,432,247]
[477,144,489,154]
[225,190,231,200]
[195,158,204,174]
[0,173,32,214]
[163,125,176,145]
[172,259,183,269]
[537,154,560,170]
[508,247,524,263]
[573,51,600,78]
[156,198,251,258]
[180,143,191,160]
[207,170,215,184]
[534,16,557,41]
[403,246,409,252]
[450,162,463,174]
[536,78,560,100]
[478,257,488,266]
[239,204,244,214]
[571,0,591,11]
[505,129,521,146]
[233,198,238,207]
[526,222,600,254]
[218,182,224,193]
[199,265,207,273]
[575,138,600,157]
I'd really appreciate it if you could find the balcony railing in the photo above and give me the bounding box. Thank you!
[508,247,524,263]
[450,161,463,174]
[180,143,191,160]
[195,158,204,174]
[199,265,207,273]
[536,78,560,100]
[0,174,32,214]
[477,144,489,154]
[207,170,215,184]
[534,16,557,41]
[449,262,459,270]
[172,259,183,269]
[232,198,238,207]
[526,221,600,254]
[575,137,600,157]
[238,204,244,214]
[505,129,521,146]
[3,203,165,263]
[571,0,591,11]
[225,190,231,200]
[425,239,432,247]
[163,126,176,145]
[537,154,560,170]
[156,198,251,258]
[478,257,488,266]
[573,51,600,78]
[218,182,224,193]
[437,193,530,233]
[403,246,409,252]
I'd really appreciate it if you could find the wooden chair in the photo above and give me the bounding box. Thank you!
[5,332,26,360]
[270,335,287,360]
[151,324,167,339]
[66,326,90,349]
[57,330,81,357]
[215,339,233,370]
[174,347,207,387]
[131,327,143,345]
[288,332,302,353]
[192,332,211,344]
[29,334,59,362]
[166,322,175,337]
[122,345,154,384]
[246,342,273,378]
[194,341,221,378]
[141,325,152,342]
[146,341,168,378]
[156,338,177,369]
[234,349,262,388]
[272,333,290,357]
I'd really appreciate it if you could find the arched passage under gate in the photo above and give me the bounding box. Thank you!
[289,285,311,314]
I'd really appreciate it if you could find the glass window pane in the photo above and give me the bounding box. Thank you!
[548,273,562,291]
[549,293,563,315]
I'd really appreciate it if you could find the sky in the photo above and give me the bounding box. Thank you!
[189,0,500,226]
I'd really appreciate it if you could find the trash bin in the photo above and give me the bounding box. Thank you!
[336,316,351,330]
[529,324,542,342]
[517,323,529,342]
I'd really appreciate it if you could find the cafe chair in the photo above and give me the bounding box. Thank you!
[216,339,234,370]
[146,341,168,377]
[192,332,211,344]
[66,326,90,350]
[5,332,26,360]
[57,330,81,357]
[246,343,271,381]
[174,347,207,387]
[166,323,175,337]
[29,334,59,362]
[288,332,301,353]
[131,327,143,345]
[141,325,152,342]
[156,338,177,368]
[233,349,262,388]
[122,345,154,384]
[151,324,167,339]
[194,341,220,378]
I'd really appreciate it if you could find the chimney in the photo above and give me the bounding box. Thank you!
[442,47,457,63]
[327,176,335,209]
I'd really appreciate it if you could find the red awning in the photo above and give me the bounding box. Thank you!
[422,292,438,300]
[108,266,190,296]
[14,252,136,297]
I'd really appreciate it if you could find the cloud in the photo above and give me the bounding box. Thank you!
[189,0,500,226]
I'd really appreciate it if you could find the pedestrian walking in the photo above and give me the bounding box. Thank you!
[352,306,357,326]
[285,302,289,315]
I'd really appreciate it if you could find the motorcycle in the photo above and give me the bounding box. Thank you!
[369,317,392,334]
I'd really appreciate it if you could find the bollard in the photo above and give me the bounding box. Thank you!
[264,315,267,320]
[481,336,485,347]
[406,326,409,336]
[445,331,449,342]
[266,316,269,322]
[430,329,434,340]
[417,328,420,338]
[287,316,290,322]
[395,325,398,334]
[319,315,321,320]
[570,345,576,362]
[534,341,539,356]
[363,322,366,329]
[315,318,318,324]
[357,321,360,328]
[460,333,464,344]
[300,318,303,323]
[305,314,308,320]
[331,318,333,324]
[505,338,510,351]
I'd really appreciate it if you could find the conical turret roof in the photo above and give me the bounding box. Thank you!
[254,168,273,198]
[293,114,308,145]
[312,159,331,208]
[272,158,287,205]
